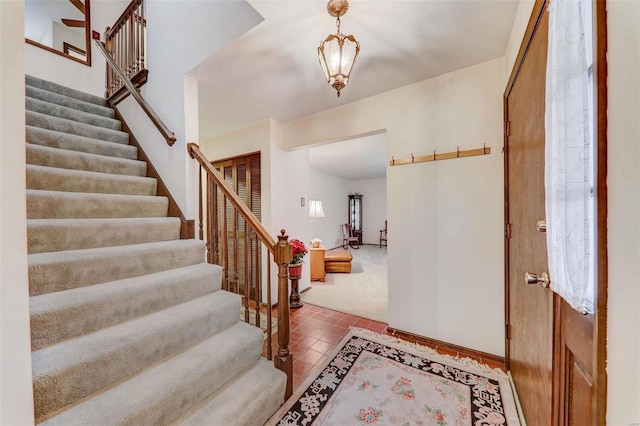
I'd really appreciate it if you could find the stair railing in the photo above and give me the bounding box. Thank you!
[188,143,293,399]
[94,40,176,146]
[104,0,146,100]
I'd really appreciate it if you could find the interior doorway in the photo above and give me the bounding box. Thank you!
[303,132,389,323]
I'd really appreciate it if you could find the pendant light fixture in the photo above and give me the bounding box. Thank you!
[318,0,360,97]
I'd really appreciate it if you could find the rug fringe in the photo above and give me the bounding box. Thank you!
[348,326,508,378]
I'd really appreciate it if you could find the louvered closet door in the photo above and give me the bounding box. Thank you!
[212,153,261,299]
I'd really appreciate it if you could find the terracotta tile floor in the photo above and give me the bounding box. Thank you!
[262,303,506,392]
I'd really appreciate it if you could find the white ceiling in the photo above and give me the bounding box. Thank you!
[191,0,519,180]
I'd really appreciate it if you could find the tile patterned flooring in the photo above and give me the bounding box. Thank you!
[262,303,506,392]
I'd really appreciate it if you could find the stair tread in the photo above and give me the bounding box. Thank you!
[27,110,129,144]
[26,85,115,118]
[33,291,242,420]
[27,143,146,177]
[39,322,263,425]
[26,75,107,106]
[26,189,168,219]
[175,358,286,426]
[27,216,179,254]
[26,126,137,160]
[28,239,205,296]
[27,216,180,228]
[30,263,222,320]
[27,160,156,188]
[26,97,121,130]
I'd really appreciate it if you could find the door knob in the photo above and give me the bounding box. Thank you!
[524,271,550,288]
[536,220,546,232]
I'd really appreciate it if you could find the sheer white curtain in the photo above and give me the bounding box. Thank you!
[545,0,594,314]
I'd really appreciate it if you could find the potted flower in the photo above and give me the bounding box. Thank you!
[310,238,322,248]
[288,239,307,279]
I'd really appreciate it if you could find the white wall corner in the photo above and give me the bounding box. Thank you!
[0,1,36,423]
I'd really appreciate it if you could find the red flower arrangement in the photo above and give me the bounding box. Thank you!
[290,239,308,264]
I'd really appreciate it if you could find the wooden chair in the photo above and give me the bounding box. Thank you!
[379,220,387,247]
[341,223,359,249]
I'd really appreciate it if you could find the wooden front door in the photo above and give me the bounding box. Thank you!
[505,2,607,425]
[504,4,553,425]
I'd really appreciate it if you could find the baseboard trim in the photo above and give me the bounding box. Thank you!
[114,109,194,239]
[386,326,505,365]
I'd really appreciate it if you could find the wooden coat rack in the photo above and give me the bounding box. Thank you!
[390,144,491,166]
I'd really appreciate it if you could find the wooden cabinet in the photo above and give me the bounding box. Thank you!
[348,194,363,244]
[310,247,325,282]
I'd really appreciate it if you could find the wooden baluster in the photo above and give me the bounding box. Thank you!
[221,192,229,291]
[244,221,250,324]
[198,165,204,248]
[274,230,293,399]
[139,0,145,70]
[128,14,133,76]
[266,250,272,360]
[104,27,112,97]
[212,180,219,265]
[255,236,261,330]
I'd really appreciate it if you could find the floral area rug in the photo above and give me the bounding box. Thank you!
[268,328,521,426]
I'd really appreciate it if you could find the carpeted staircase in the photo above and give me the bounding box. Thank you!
[25,75,286,425]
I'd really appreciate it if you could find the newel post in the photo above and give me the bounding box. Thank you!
[274,229,293,399]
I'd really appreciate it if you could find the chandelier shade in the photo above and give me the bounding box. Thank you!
[318,0,360,97]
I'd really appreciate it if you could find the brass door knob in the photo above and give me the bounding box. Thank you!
[525,271,550,288]
[536,220,547,232]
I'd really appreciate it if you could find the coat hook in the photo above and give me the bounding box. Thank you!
[433,149,436,161]
[411,153,415,163]
[391,156,395,166]
[456,146,460,157]
[483,143,487,154]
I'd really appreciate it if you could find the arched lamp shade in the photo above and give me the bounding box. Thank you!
[318,0,360,97]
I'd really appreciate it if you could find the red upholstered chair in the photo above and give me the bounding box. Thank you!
[379,220,387,247]
[342,223,359,249]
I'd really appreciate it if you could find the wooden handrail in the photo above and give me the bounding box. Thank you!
[188,142,293,398]
[94,40,176,146]
[188,143,276,250]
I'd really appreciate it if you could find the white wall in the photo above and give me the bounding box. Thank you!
[118,1,263,219]
[284,58,506,356]
[0,1,35,423]
[309,170,351,249]
[351,178,387,246]
[606,0,640,423]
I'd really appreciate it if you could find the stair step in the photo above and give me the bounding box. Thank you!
[26,190,168,219]
[27,126,137,160]
[26,143,146,177]
[175,358,286,426]
[30,263,223,350]
[27,217,180,254]
[33,291,242,421]
[27,111,129,144]
[39,322,264,425]
[26,97,121,131]
[26,85,115,118]
[26,75,107,107]
[28,239,205,296]
[26,165,155,195]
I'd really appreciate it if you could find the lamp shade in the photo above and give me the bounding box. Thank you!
[309,200,326,219]
[318,32,360,97]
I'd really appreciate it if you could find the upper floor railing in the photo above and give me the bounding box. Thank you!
[104,0,146,101]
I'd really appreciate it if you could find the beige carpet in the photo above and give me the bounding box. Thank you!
[301,245,388,323]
